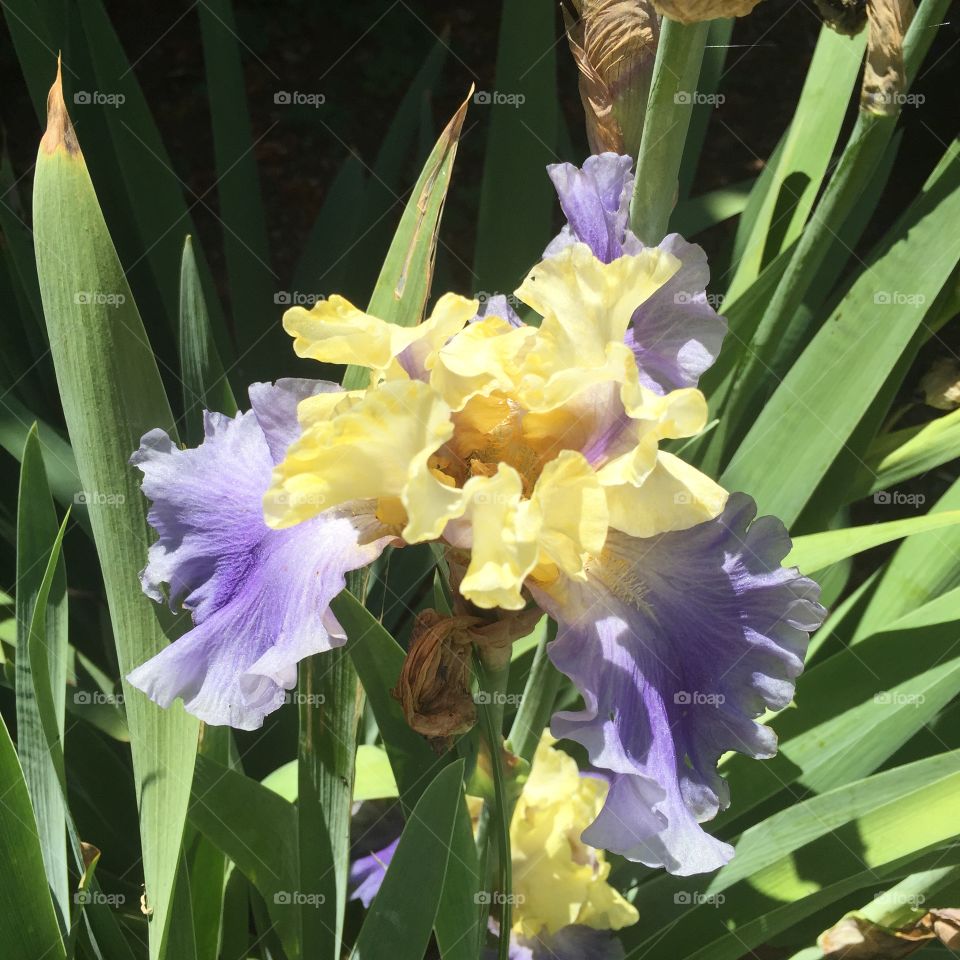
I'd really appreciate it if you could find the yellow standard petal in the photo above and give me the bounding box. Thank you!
[512,242,680,410]
[530,450,609,579]
[456,466,542,611]
[264,379,461,541]
[604,450,729,539]
[283,292,476,379]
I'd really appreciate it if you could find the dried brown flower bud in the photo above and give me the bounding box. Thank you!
[392,610,479,743]
[651,0,764,22]
[564,0,659,157]
[861,0,915,116]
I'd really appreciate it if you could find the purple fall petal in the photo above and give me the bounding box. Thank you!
[531,494,825,875]
[127,380,390,730]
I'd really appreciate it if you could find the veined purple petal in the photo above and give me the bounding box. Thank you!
[543,155,726,393]
[624,234,727,393]
[127,380,390,730]
[530,494,825,875]
[544,154,635,264]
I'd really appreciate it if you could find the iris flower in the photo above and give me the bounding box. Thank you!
[350,736,639,960]
[128,153,824,876]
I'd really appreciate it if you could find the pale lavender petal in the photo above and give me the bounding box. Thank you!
[531,926,625,960]
[544,154,635,263]
[127,381,389,730]
[530,494,825,875]
[475,293,524,328]
[249,377,340,462]
[624,234,727,393]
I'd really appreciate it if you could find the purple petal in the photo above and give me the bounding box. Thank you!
[544,154,635,264]
[348,836,399,908]
[531,494,825,875]
[531,926,626,960]
[127,381,389,730]
[624,234,727,393]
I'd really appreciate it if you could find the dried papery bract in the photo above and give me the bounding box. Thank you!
[652,0,764,22]
[861,0,915,116]
[919,358,960,411]
[564,0,659,157]
[392,610,480,745]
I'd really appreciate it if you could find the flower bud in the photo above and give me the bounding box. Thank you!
[564,0,659,157]
[861,0,914,117]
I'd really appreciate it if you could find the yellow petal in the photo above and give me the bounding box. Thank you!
[531,450,609,578]
[283,292,476,378]
[429,314,534,410]
[507,244,682,413]
[264,379,457,534]
[604,450,728,538]
[456,466,542,610]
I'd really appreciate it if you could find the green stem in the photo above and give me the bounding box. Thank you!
[507,619,560,764]
[475,653,513,960]
[629,17,709,245]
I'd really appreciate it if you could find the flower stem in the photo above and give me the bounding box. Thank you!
[475,651,513,960]
[629,16,709,245]
[507,618,560,763]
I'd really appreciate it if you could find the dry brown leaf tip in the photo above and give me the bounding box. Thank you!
[41,55,81,157]
[861,0,915,116]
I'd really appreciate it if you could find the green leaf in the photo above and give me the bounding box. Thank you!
[786,511,960,575]
[670,180,754,238]
[623,750,960,959]
[848,405,960,500]
[0,712,65,960]
[197,0,277,380]
[723,26,866,301]
[434,797,482,960]
[351,760,465,960]
[261,744,398,803]
[33,68,199,960]
[189,755,302,958]
[15,424,69,922]
[473,0,559,293]
[721,139,960,526]
[852,475,960,643]
[179,235,238,446]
